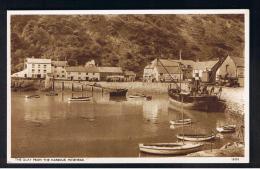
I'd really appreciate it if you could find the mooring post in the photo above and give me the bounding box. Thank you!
[72,83,74,91]
[91,86,94,96]
[62,81,64,91]
[52,80,55,91]
[81,85,83,91]
[102,87,104,97]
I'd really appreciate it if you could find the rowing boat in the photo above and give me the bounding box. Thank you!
[25,94,40,99]
[176,133,215,142]
[170,119,192,125]
[216,125,236,133]
[139,142,204,155]
[68,96,91,102]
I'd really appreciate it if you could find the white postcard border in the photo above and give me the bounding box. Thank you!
[7,9,250,164]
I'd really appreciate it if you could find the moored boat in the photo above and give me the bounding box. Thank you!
[216,125,236,133]
[109,88,128,97]
[176,133,215,142]
[139,142,204,155]
[25,94,40,99]
[46,91,58,96]
[170,119,192,125]
[128,94,146,98]
[68,96,91,102]
[168,89,220,111]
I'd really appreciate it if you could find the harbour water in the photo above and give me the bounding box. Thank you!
[11,91,241,157]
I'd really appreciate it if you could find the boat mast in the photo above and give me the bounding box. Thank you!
[181,95,184,145]
[179,50,182,92]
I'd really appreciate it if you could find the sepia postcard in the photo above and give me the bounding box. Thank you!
[7,10,249,163]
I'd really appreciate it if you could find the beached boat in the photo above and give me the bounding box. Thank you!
[25,94,40,99]
[109,88,128,97]
[176,133,215,142]
[170,119,192,125]
[139,142,204,155]
[68,96,91,102]
[216,125,236,133]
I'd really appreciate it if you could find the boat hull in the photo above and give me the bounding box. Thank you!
[68,97,91,102]
[176,134,215,142]
[170,119,192,125]
[139,143,203,155]
[168,97,223,111]
[109,89,128,97]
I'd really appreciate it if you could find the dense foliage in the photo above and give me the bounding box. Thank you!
[11,14,244,76]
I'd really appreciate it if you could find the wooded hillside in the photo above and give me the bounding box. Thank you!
[11,14,244,76]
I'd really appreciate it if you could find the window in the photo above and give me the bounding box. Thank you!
[44,70,46,73]
[62,71,64,73]
[32,64,35,68]
[38,64,40,68]
[32,69,35,73]
[78,77,81,80]
[62,75,65,78]
[57,75,59,78]
[38,69,40,72]
[79,72,81,75]
[44,65,47,68]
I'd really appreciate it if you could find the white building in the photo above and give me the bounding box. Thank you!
[65,66,100,81]
[143,59,182,82]
[12,58,52,78]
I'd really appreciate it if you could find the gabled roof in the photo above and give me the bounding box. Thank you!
[52,61,68,67]
[151,59,180,67]
[194,60,219,70]
[230,56,244,67]
[65,66,99,73]
[156,66,180,74]
[26,58,51,64]
[172,59,195,67]
[98,67,123,73]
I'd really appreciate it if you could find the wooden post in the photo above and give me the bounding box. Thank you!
[102,87,104,97]
[52,80,55,91]
[62,81,64,91]
[81,85,83,91]
[91,86,94,96]
[72,83,74,91]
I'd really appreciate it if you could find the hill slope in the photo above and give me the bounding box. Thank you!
[11,14,244,76]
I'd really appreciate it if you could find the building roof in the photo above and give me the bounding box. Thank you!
[156,66,181,74]
[230,56,244,67]
[151,59,180,67]
[26,58,51,64]
[52,61,68,67]
[172,59,195,67]
[65,66,99,73]
[98,67,123,73]
[194,60,219,70]
[124,71,136,76]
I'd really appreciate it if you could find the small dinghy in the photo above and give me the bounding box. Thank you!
[216,125,236,133]
[139,142,204,155]
[170,119,192,125]
[68,96,91,102]
[176,133,215,142]
[128,94,146,98]
[25,94,40,99]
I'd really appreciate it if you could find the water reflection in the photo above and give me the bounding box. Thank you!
[11,91,240,157]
